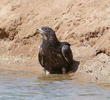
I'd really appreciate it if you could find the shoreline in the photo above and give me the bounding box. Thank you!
[0,54,110,85]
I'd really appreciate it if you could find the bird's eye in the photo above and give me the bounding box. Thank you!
[46,28,48,31]
[42,27,48,31]
[42,27,52,33]
[45,28,50,32]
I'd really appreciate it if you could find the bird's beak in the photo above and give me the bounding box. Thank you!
[36,28,44,34]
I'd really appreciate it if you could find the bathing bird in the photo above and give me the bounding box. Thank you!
[36,26,77,74]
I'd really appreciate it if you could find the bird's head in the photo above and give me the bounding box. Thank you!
[35,26,57,41]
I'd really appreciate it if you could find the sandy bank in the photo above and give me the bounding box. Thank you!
[0,0,110,83]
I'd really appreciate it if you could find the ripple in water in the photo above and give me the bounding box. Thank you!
[0,70,110,100]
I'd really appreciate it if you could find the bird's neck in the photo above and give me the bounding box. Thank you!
[42,37,60,46]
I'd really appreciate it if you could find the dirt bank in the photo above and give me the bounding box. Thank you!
[0,0,110,83]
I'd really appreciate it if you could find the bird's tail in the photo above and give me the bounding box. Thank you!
[71,60,79,72]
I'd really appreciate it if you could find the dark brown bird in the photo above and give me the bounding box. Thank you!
[36,26,77,74]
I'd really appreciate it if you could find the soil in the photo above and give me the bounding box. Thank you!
[0,0,110,83]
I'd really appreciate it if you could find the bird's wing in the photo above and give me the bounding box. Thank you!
[38,46,45,67]
[62,44,73,65]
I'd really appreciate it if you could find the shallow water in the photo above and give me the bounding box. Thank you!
[0,70,110,100]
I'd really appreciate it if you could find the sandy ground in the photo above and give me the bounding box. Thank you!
[0,0,110,83]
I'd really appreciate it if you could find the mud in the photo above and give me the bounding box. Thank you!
[0,0,110,83]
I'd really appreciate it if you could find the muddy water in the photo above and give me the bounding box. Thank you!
[0,70,110,100]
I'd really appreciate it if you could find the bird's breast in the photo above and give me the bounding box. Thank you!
[41,43,68,66]
[44,49,66,65]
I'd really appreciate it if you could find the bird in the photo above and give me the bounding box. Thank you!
[35,26,77,74]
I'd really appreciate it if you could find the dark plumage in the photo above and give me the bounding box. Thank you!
[36,26,77,74]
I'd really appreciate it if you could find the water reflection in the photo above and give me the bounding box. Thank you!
[0,70,110,100]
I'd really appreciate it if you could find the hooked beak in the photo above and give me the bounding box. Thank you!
[35,28,47,40]
[36,28,44,34]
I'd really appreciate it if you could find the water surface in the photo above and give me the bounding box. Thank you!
[0,70,110,100]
